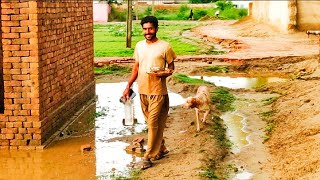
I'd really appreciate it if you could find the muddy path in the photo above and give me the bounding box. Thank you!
[2,18,320,180]
[102,18,320,179]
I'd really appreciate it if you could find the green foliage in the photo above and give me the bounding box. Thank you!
[94,65,131,75]
[219,8,247,20]
[144,7,152,16]
[193,9,208,20]
[173,74,207,84]
[260,110,275,120]
[108,5,126,22]
[200,168,219,179]
[259,110,276,143]
[189,0,214,3]
[211,87,236,112]
[215,0,233,11]
[262,96,279,106]
[211,115,233,148]
[205,66,229,73]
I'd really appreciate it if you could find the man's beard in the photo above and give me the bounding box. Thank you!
[144,33,156,40]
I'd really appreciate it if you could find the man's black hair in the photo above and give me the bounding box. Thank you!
[140,16,158,28]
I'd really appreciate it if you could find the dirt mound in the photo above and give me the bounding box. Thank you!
[266,79,320,179]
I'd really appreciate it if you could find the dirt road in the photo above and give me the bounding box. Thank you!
[95,18,320,179]
[137,18,320,179]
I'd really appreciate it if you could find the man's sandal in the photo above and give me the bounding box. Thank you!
[140,159,152,170]
[151,150,169,161]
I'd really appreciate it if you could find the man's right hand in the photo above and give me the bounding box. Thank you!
[122,87,131,101]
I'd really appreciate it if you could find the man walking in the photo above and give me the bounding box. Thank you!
[122,16,176,170]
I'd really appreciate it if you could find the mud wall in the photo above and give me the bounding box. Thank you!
[0,0,95,149]
[296,1,320,31]
[252,0,320,32]
[252,1,291,32]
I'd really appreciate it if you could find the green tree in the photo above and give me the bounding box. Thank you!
[189,0,215,3]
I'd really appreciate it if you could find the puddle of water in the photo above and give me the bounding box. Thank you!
[234,171,254,180]
[95,82,185,178]
[221,111,249,153]
[189,75,286,89]
[0,82,185,180]
[0,136,96,180]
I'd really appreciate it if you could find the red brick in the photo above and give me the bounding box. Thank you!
[2,39,11,45]
[9,116,27,122]
[5,134,15,140]
[13,110,30,116]
[26,116,40,122]
[24,134,32,139]
[10,146,18,150]
[11,14,29,21]
[12,75,30,80]
[33,134,41,140]
[29,26,38,32]
[1,3,11,9]
[12,51,30,57]
[23,122,33,128]
[11,27,29,33]
[20,32,37,38]
[4,92,22,98]
[1,9,20,15]
[31,110,40,116]
[0,122,6,128]
[4,57,21,63]
[20,20,38,26]
[33,122,42,128]
[22,57,38,63]
[2,33,19,39]
[12,62,29,69]
[21,45,38,51]
[18,128,27,134]
[5,122,13,128]
[2,21,20,27]
[4,81,22,87]
[14,2,29,8]
[2,45,20,51]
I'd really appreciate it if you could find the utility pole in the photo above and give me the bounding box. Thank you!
[152,0,155,16]
[126,0,133,48]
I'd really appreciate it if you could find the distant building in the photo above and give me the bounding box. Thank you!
[232,1,252,9]
[252,0,320,32]
[93,1,111,23]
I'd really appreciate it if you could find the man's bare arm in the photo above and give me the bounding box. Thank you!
[123,61,139,99]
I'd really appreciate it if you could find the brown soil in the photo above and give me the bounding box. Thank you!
[52,17,320,180]
[104,18,320,179]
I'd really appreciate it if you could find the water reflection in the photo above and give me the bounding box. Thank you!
[0,136,96,180]
[221,111,249,153]
[189,76,286,89]
[95,82,185,178]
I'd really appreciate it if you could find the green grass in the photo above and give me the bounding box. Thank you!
[259,110,276,143]
[205,66,229,73]
[173,74,207,84]
[94,21,218,57]
[211,115,233,148]
[211,87,236,112]
[262,96,279,106]
[94,65,131,75]
[200,168,219,180]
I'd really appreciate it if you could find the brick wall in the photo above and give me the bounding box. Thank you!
[0,0,95,149]
[0,12,4,114]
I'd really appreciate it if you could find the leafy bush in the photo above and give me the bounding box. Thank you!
[144,7,152,16]
[215,0,234,11]
[108,5,126,22]
[193,9,208,20]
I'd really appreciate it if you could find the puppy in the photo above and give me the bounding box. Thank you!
[182,86,211,132]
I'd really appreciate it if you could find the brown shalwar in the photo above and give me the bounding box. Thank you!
[140,94,169,159]
[133,39,176,160]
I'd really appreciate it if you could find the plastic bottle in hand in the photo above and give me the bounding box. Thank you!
[120,89,136,126]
